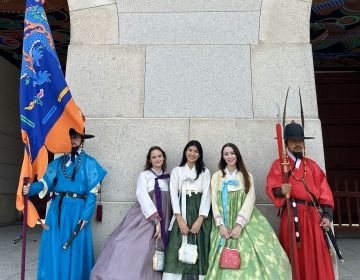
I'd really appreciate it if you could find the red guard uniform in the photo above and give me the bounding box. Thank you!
[266,155,335,280]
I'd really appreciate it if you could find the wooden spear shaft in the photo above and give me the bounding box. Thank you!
[276,120,299,280]
[281,153,298,280]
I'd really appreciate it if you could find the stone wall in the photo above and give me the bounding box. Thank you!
[0,56,22,225]
[66,0,322,256]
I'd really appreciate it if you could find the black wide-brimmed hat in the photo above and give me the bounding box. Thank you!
[283,121,314,140]
[69,128,94,139]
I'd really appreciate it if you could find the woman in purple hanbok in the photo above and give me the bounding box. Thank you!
[91,146,172,280]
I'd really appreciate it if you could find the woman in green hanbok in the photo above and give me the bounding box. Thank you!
[205,143,291,280]
[163,140,212,280]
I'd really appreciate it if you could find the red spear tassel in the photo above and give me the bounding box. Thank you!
[96,204,103,222]
[96,187,103,222]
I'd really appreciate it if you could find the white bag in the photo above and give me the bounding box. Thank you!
[178,233,198,265]
[178,241,198,264]
[152,249,165,271]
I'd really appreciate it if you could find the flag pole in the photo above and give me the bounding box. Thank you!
[21,176,29,280]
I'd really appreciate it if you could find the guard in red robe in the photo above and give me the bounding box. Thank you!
[266,121,335,280]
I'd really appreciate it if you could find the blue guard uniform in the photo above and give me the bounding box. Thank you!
[29,150,107,280]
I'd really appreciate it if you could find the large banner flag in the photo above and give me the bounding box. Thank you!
[16,0,84,227]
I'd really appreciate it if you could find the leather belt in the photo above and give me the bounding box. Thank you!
[56,192,87,199]
[293,199,316,207]
[57,192,86,226]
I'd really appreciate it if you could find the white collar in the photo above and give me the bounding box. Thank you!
[65,148,82,167]
[287,150,301,169]
[150,168,163,176]
[184,163,197,180]
[225,167,238,179]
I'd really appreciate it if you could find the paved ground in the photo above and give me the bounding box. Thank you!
[0,224,359,279]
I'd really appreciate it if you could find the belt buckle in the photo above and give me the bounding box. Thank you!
[73,193,77,198]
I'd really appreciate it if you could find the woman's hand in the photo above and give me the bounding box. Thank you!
[23,183,30,195]
[219,225,231,239]
[190,216,204,234]
[176,215,189,235]
[154,222,161,239]
[230,224,242,239]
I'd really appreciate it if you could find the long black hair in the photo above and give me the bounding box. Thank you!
[144,146,167,171]
[180,140,205,180]
[218,143,251,193]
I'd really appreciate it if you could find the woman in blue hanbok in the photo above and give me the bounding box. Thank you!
[23,128,107,280]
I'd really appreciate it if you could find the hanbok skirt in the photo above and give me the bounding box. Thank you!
[205,190,292,280]
[163,193,212,280]
[91,190,171,280]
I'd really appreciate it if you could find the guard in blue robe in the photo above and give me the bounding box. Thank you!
[27,128,107,280]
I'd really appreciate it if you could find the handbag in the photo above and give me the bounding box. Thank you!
[152,239,165,271]
[178,234,198,264]
[219,239,240,269]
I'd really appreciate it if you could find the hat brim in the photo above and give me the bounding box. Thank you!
[69,128,95,139]
[83,134,95,139]
[284,136,314,140]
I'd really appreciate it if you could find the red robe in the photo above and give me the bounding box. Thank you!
[266,157,335,280]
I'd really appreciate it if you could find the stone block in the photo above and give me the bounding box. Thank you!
[117,0,262,12]
[84,118,189,202]
[70,5,118,44]
[251,44,318,118]
[66,45,145,118]
[118,12,259,44]
[68,0,116,11]
[144,45,252,117]
[189,118,326,203]
[260,0,312,44]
